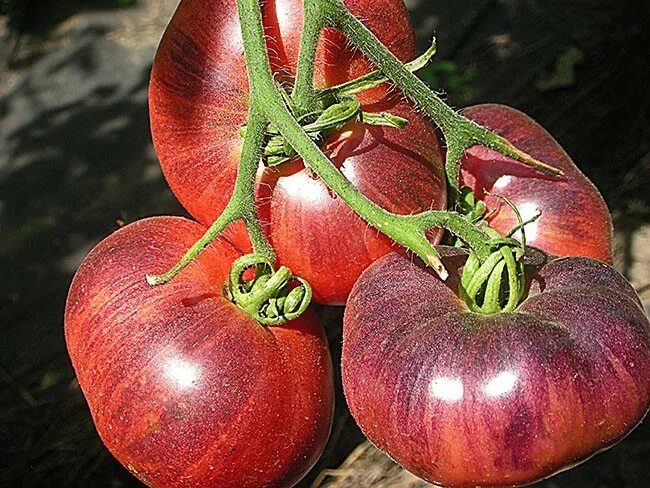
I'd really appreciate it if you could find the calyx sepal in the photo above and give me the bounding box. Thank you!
[459,196,539,314]
[228,254,312,326]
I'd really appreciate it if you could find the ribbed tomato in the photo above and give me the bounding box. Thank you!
[149,0,446,304]
[461,104,613,263]
[343,247,649,487]
[65,217,334,488]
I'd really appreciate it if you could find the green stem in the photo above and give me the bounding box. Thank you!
[146,108,273,285]
[237,0,492,279]
[291,0,328,114]
[326,0,458,130]
[322,0,563,191]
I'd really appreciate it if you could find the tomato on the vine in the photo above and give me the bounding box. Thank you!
[343,247,650,487]
[460,104,613,263]
[149,0,446,305]
[65,217,334,488]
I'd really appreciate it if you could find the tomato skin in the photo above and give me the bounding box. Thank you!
[149,0,446,305]
[65,217,334,488]
[460,104,613,263]
[342,248,650,487]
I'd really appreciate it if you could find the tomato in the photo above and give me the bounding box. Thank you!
[342,248,650,487]
[65,217,334,488]
[149,0,446,305]
[460,104,613,263]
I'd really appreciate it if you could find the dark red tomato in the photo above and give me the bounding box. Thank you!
[149,0,446,305]
[65,217,334,488]
[460,104,613,263]
[343,248,650,487]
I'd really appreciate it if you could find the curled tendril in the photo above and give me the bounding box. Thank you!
[460,194,541,314]
[228,254,312,326]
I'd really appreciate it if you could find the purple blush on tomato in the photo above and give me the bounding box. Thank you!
[342,248,650,487]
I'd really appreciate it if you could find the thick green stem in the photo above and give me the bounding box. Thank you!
[146,108,272,285]
[291,0,328,114]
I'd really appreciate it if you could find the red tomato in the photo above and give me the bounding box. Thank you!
[343,248,650,487]
[149,0,446,304]
[65,217,334,488]
[460,104,613,263]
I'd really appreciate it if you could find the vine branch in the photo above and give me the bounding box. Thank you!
[236,0,494,278]
[146,107,273,286]
[321,0,563,192]
[149,0,557,290]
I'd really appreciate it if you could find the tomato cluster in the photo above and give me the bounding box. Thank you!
[64,1,648,488]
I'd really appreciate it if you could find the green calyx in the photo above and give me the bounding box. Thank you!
[460,245,526,314]
[228,254,312,326]
[459,194,540,314]
[244,94,408,167]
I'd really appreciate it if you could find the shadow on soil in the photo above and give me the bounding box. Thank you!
[0,17,184,487]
